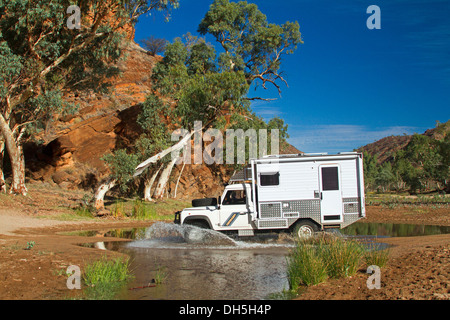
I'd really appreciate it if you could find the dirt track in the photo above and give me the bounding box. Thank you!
[0,199,448,300]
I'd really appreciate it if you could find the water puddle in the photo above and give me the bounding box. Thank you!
[109,222,294,300]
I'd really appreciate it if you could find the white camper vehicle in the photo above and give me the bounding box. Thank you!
[174,153,365,237]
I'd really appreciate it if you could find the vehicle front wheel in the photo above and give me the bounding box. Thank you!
[183,220,210,244]
[185,220,210,229]
[292,220,319,239]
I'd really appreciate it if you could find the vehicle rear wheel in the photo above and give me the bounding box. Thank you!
[292,220,319,239]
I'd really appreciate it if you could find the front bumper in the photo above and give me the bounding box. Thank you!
[174,211,181,224]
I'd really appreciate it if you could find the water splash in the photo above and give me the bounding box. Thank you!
[127,222,294,250]
[128,222,237,249]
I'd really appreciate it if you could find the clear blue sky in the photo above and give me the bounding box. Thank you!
[134,0,450,153]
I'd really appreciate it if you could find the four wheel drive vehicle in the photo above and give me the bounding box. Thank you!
[174,153,366,238]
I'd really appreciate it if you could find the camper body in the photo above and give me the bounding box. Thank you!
[174,153,365,237]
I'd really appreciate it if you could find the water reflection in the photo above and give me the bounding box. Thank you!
[115,245,289,300]
[342,222,450,237]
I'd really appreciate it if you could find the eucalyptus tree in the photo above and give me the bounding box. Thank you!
[134,0,302,177]
[95,0,301,207]
[0,0,179,195]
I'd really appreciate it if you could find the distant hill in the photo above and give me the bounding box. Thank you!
[358,120,450,164]
[357,120,449,193]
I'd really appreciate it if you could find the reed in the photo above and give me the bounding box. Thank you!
[83,256,133,286]
[316,237,365,279]
[286,235,388,291]
[286,243,328,288]
[363,247,390,268]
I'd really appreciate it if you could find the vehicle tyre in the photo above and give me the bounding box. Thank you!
[191,198,217,207]
[292,220,319,239]
[184,220,210,244]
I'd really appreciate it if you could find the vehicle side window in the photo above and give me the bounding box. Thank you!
[260,172,280,186]
[222,190,246,205]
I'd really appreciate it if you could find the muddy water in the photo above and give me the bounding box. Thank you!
[111,223,294,300]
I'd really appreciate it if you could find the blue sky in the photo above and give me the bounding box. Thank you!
[134,0,450,153]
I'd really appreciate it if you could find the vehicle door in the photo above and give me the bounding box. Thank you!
[319,164,343,223]
[219,189,251,229]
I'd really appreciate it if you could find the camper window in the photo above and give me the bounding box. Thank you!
[260,172,280,186]
[321,167,339,191]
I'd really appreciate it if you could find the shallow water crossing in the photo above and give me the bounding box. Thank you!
[90,221,449,300]
[112,222,293,300]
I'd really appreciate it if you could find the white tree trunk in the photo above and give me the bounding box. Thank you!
[0,114,27,196]
[153,156,179,199]
[0,141,6,193]
[143,164,164,202]
[93,178,117,210]
[134,127,198,177]
[174,162,186,198]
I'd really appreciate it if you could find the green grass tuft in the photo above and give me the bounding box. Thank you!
[286,235,390,292]
[83,256,133,286]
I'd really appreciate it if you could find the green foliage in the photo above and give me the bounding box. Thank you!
[146,0,302,132]
[363,150,378,189]
[74,206,95,219]
[102,150,140,193]
[364,247,390,268]
[97,0,300,193]
[83,256,133,286]
[130,198,158,220]
[316,237,365,279]
[82,256,133,299]
[138,94,165,132]
[375,162,396,192]
[25,241,36,250]
[198,0,302,93]
[224,113,289,168]
[286,242,328,288]
[139,0,299,171]
[0,39,23,100]
[154,266,168,284]
[150,37,250,130]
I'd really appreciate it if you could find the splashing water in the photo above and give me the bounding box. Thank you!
[127,222,294,250]
[128,222,237,249]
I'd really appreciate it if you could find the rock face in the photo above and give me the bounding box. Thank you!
[26,41,157,191]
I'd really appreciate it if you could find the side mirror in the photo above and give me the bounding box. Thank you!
[218,196,221,209]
